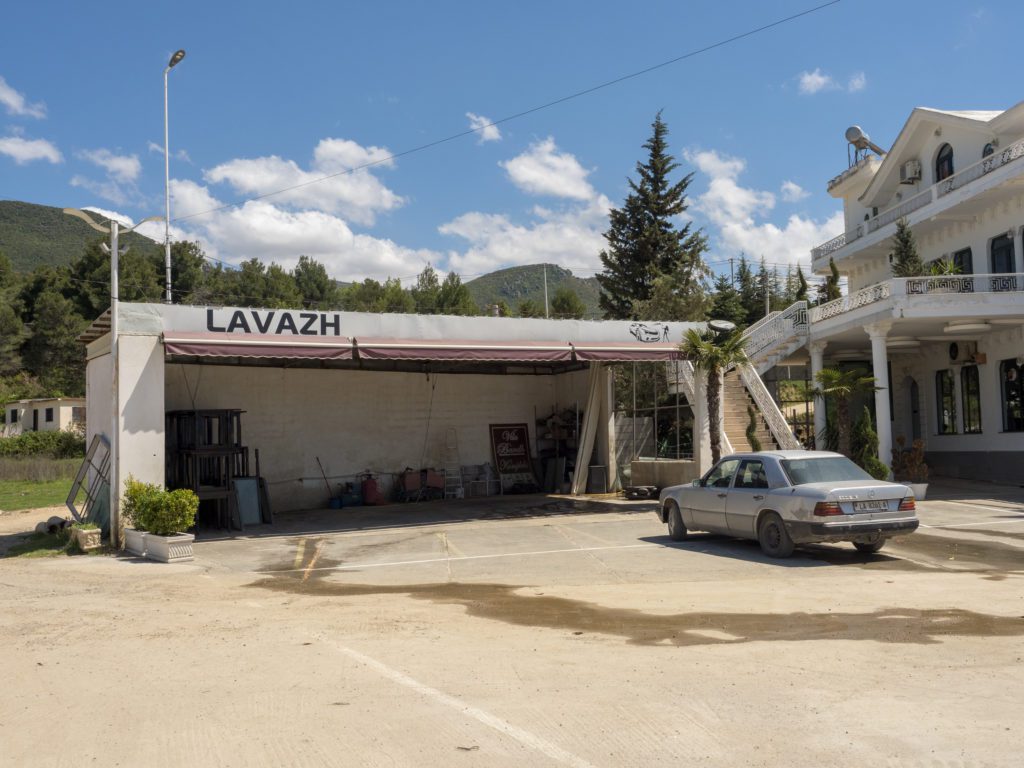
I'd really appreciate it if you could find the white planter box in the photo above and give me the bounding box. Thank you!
[144,532,195,563]
[73,527,102,552]
[124,528,147,556]
[908,482,928,501]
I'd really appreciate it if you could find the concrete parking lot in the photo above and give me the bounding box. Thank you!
[0,481,1022,767]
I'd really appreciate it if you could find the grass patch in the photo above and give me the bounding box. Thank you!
[0,478,74,512]
[4,531,73,558]
[0,458,79,512]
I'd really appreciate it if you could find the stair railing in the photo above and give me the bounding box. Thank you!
[742,300,808,362]
[737,363,801,450]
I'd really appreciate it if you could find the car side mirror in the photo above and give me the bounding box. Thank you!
[693,479,702,487]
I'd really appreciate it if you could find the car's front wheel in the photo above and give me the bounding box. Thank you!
[666,501,688,542]
[853,538,885,554]
[758,512,795,558]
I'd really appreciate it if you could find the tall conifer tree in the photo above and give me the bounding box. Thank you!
[597,112,708,320]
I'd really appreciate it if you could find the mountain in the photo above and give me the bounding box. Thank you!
[466,264,602,318]
[0,200,160,272]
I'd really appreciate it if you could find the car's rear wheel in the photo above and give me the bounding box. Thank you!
[853,538,885,554]
[666,501,688,541]
[757,512,794,558]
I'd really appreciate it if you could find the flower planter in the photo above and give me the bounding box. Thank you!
[73,527,102,552]
[144,532,195,563]
[124,528,147,556]
[908,482,928,501]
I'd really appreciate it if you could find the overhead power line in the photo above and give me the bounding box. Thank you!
[173,0,841,224]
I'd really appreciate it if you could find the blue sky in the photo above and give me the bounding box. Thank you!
[0,0,1018,285]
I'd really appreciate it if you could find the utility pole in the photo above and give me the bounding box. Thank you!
[543,264,549,318]
[729,257,734,285]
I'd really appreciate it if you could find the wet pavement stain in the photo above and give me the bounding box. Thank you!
[932,526,1024,544]
[248,551,1024,647]
[889,533,1024,572]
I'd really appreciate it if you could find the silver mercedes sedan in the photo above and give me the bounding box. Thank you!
[656,450,919,558]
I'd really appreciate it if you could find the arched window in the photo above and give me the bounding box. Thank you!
[935,143,954,181]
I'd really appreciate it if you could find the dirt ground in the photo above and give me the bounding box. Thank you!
[0,486,1022,767]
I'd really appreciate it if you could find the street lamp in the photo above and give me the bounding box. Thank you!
[63,208,162,548]
[164,48,186,304]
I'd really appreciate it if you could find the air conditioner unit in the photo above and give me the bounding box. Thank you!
[900,159,922,184]
[949,341,978,364]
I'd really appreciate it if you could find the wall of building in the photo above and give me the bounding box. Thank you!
[888,324,1024,484]
[165,363,590,511]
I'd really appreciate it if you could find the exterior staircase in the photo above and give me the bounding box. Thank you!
[722,370,779,451]
[742,300,809,374]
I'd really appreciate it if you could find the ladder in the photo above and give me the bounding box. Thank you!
[443,428,464,499]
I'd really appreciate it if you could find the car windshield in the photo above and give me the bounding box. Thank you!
[781,456,873,485]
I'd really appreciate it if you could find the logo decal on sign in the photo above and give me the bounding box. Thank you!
[629,323,669,343]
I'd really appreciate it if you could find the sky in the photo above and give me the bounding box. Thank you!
[0,0,1019,288]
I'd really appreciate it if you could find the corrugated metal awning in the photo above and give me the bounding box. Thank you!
[571,342,680,361]
[163,332,354,360]
[353,338,574,362]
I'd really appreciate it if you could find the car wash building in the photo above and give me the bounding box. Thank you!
[81,302,706,539]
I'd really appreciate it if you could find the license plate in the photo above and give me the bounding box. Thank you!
[853,500,887,512]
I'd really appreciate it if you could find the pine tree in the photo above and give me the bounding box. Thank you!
[708,273,746,327]
[597,112,708,320]
[890,217,924,277]
[735,256,761,324]
[411,265,440,314]
[550,287,587,319]
[795,265,809,302]
[436,272,479,316]
[816,257,842,304]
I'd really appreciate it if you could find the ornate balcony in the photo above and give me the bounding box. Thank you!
[811,137,1024,264]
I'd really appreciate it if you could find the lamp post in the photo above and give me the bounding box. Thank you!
[64,209,162,548]
[164,48,186,305]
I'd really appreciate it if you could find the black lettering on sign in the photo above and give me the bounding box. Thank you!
[252,311,275,334]
[321,314,340,336]
[276,314,298,334]
[206,308,226,333]
[299,313,318,335]
[226,310,251,333]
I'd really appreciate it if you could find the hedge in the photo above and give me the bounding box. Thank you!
[0,430,87,459]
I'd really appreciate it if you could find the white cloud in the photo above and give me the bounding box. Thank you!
[499,138,595,200]
[203,137,403,226]
[780,180,809,202]
[797,68,866,95]
[685,148,842,269]
[441,194,612,276]
[466,112,502,143]
[798,68,836,95]
[0,76,46,118]
[0,135,62,164]
[77,148,141,182]
[147,141,192,163]
[167,179,437,281]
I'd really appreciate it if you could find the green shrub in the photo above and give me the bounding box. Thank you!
[852,406,890,481]
[745,404,762,452]
[122,476,197,535]
[0,429,86,459]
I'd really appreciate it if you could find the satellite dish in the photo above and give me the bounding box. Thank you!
[708,319,737,334]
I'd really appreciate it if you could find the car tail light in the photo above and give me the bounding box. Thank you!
[813,501,843,516]
[898,496,916,512]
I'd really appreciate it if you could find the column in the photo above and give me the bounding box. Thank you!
[1013,226,1024,276]
[865,322,893,472]
[692,374,711,473]
[809,341,827,450]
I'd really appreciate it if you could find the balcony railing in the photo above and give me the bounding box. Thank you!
[808,273,1024,324]
[809,282,891,323]
[811,136,1024,262]
[743,301,808,361]
[937,138,1024,197]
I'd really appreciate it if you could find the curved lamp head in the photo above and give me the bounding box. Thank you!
[167,49,186,69]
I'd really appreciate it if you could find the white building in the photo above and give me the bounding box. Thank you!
[803,101,1024,484]
[3,397,86,437]
[82,303,741,540]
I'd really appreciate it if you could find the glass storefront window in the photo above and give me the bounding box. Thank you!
[1001,359,1024,432]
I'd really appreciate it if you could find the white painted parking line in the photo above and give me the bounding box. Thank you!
[920,518,1024,529]
[256,543,657,575]
[924,500,1024,515]
[325,640,597,768]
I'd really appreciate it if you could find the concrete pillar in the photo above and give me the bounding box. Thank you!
[692,373,711,474]
[597,364,618,491]
[1013,226,1024,275]
[865,322,893,472]
[809,341,827,450]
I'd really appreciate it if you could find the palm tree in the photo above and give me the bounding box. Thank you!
[811,367,878,457]
[681,328,749,463]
